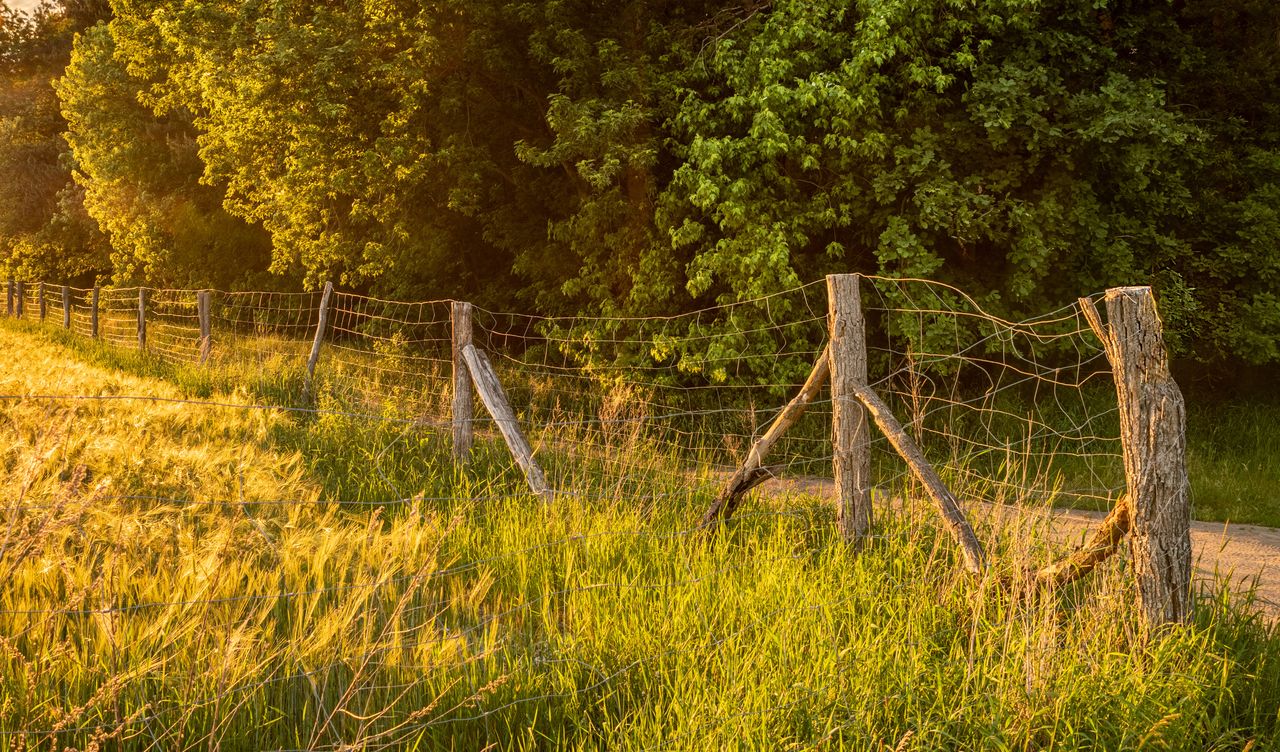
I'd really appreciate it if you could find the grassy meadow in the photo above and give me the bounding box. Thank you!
[2,319,1280,749]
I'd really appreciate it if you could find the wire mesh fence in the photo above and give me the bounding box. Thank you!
[0,276,1127,517]
[0,275,1142,748]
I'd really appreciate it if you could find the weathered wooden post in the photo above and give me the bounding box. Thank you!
[1087,287,1192,629]
[452,301,474,462]
[827,274,873,542]
[198,291,212,364]
[61,285,70,329]
[462,344,552,499]
[137,288,147,350]
[306,281,334,380]
[5,280,13,316]
[15,282,24,318]
[90,286,100,339]
[38,282,47,322]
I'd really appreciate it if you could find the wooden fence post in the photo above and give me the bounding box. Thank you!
[15,282,23,318]
[61,285,70,329]
[6,280,12,316]
[198,290,212,364]
[38,282,47,322]
[452,301,474,462]
[137,288,147,350]
[90,286,100,338]
[1091,287,1192,629]
[827,274,873,542]
[307,281,334,380]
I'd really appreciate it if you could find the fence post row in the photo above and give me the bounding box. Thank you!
[38,282,47,322]
[827,274,874,543]
[137,288,147,350]
[1091,286,1192,630]
[306,281,334,380]
[452,301,474,462]
[198,290,212,364]
[90,286,100,339]
[61,285,70,329]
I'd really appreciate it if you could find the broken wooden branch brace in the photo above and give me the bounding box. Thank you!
[1030,495,1131,590]
[461,343,552,500]
[845,380,987,575]
[701,344,831,529]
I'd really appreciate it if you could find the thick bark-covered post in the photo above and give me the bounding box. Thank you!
[61,286,70,329]
[137,288,147,350]
[90,286,100,338]
[827,274,873,542]
[198,291,212,364]
[452,301,474,462]
[16,282,24,318]
[306,282,334,380]
[1101,286,1192,629]
[5,280,12,316]
[38,282,47,322]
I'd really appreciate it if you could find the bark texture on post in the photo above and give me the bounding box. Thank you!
[827,274,873,542]
[462,344,552,500]
[137,288,147,350]
[701,344,831,529]
[306,282,334,380]
[38,282,47,322]
[451,301,474,462]
[198,291,212,364]
[847,380,987,575]
[90,286,100,338]
[61,286,70,329]
[1099,287,1192,629]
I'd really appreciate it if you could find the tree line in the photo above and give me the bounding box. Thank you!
[1,0,1278,370]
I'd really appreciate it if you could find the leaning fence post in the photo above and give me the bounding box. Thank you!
[137,288,147,350]
[198,290,212,364]
[61,285,70,329]
[6,280,13,316]
[306,281,334,380]
[827,274,873,543]
[1092,286,1192,630]
[16,282,24,319]
[452,301,474,462]
[90,286,100,338]
[38,282,47,322]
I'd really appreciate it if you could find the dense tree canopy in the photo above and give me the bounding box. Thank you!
[1,0,1278,366]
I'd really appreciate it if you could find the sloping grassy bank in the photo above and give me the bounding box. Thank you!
[2,320,1280,750]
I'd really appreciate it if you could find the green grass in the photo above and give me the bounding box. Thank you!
[1187,400,1280,527]
[3,316,1280,749]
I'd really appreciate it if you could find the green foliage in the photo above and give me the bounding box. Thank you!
[5,0,1279,371]
[58,20,273,288]
[661,0,1280,365]
[0,1,109,283]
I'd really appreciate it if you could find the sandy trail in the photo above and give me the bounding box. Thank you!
[764,476,1280,617]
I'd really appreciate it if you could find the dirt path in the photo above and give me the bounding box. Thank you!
[767,476,1280,617]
